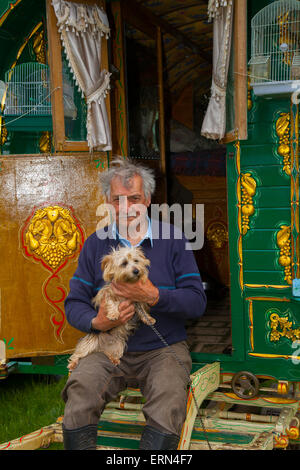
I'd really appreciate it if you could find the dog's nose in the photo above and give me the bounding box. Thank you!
[133,268,139,275]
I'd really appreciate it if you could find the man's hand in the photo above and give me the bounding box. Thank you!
[111,279,159,306]
[91,298,135,332]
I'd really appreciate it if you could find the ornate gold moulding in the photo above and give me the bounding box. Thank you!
[276,225,292,285]
[275,113,291,176]
[241,172,257,236]
[269,311,300,343]
[24,205,82,271]
[206,221,228,249]
[22,204,84,342]
[246,302,300,362]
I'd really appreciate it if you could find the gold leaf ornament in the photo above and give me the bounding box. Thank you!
[207,222,228,249]
[241,173,257,235]
[25,205,81,270]
[269,312,300,343]
[275,113,291,176]
[276,225,292,285]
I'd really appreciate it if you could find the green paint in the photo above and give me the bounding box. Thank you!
[0,0,21,18]
[120,136,125,156]
[118,95,123,111]
[2,338,14,349]
[117,49,123,74]
[119,111,124,131]
[98,421,143,435]
[12,361,69,376]
[191,430,254,445]
[114,11,120,45]
[97,435,139,450]
[94,158,105,169]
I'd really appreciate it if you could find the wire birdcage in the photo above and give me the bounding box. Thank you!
[3,62,52,116]
[249,0,300,95]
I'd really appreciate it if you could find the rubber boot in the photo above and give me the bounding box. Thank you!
[62,424,98,450]
[139,425,180,450]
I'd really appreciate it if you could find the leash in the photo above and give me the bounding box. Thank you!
[136,305,213,450]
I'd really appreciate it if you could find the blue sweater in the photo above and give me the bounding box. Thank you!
[64,220,207,351]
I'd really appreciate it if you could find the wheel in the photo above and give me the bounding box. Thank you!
[231,371,260,399]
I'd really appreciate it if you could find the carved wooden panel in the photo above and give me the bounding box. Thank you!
[0,153,107,358]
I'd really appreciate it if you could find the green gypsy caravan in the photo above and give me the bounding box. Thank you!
[0,0,300,451]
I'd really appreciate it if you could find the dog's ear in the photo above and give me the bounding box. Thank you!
[101,254,114,282]
[136,248,150,267]
[101,254,109,272]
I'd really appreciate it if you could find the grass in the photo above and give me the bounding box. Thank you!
[0,373,68,448]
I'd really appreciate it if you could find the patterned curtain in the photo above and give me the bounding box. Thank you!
[52,0,112,151]
[201,0,234,140]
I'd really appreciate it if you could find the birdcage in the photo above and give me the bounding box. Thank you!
[249,0,300,96]
[3,62,52,116]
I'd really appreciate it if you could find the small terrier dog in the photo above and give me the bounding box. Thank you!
[68,245,156,370]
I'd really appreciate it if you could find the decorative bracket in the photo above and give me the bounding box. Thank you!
[21,204,84,342]
[269,311,300,343]
[275,113,291,176]
[276,225,292,285]
[241,172,257,235]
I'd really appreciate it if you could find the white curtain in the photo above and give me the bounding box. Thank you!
[52,0,112,151]
[201,0,234,140]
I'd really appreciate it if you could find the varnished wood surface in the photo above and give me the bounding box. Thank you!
[0,153,107,358]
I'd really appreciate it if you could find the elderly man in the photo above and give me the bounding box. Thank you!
[62,157,206,450]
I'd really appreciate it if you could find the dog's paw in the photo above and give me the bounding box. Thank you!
[106,312,120,321]
[67,360,78,371]
[106,354,120,366]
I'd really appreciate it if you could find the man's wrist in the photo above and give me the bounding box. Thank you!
[148,288,160,307]
[90,317,101,332]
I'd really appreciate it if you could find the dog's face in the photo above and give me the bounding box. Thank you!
[101,246,150,283]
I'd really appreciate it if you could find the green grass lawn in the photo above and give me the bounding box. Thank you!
[0,374,68,449]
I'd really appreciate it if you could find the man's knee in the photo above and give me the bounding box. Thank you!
[142,376,188,436]
[62,353,123,429]
[144,392,188,436]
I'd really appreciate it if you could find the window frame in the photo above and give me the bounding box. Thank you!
[46,0,111,152]
[222,0,248,143]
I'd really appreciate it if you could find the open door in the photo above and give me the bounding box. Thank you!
[109,0,167,204]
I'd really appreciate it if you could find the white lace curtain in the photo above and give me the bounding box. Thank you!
[52,0,112,151]
[201,0,234,140]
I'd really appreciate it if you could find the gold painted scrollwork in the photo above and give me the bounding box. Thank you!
[39,131,52,153]
[22,205,84,343]
[275,113,291,176]
[206,222,228,249]
[247,73,253,111]
[24,205,81,270]
[0,117,7,146]
[276,225,292,285]
[241,173,257,235]
[269,312,300,343]
[33,29,46,64]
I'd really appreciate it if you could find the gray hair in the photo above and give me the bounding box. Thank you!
[99,156,156,199]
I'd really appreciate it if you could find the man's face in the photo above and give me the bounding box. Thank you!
[108,174,150,231]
